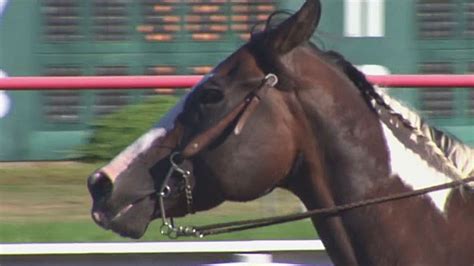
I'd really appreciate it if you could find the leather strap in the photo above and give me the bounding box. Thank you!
[181,74,278,158]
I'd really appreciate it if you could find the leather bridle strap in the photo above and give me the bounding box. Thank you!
[181,73,278,158]
[177,175,474,237]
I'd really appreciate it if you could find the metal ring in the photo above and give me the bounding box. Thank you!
[160,223,174,236]
[265,73,279,87]
[168,228,179,239]
[160,185,171,198]
[170,152,183,168]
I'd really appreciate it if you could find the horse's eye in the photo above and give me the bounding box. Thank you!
[199,89,224,105]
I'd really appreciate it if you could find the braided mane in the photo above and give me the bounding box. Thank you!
[322,50,474,181]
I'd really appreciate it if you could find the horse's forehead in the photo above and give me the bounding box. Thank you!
[210,45,261,79]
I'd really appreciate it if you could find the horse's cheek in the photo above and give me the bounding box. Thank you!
[235,128,294,197]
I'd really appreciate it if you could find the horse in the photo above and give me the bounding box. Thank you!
[87,0,474,265]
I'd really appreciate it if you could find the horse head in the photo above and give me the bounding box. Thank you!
[86,1,378,263]
[87,0,324,239]
[88,0,474,264]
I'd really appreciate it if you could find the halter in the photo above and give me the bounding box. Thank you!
[157,73,474,239]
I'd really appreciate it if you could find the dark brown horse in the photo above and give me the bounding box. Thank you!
[87,1,474,265]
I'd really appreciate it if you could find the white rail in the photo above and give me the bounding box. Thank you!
[0,240,325,256]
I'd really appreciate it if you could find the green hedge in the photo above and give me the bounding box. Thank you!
[78,95,180,161]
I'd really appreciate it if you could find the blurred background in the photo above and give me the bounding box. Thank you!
[0,0,473,244]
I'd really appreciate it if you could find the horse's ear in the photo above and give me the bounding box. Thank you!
[266,0,322,54]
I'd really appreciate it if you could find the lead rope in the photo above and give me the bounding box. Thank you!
[175,175,474,238]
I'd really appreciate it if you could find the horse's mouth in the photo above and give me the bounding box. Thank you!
[110,202,137,223]
[93,195,156,239]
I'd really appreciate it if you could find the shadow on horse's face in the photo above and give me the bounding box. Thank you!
[87,0,321,239]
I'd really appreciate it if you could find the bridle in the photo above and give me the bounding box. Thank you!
[157,73,278,238]
[157,73,474,239]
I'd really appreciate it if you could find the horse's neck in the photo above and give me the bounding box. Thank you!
[292,80,474,264]
[284,47,474,264]
[292,51,390,200]
[287,148,359,265]
[284,48,404,263]
[282,91,366,264]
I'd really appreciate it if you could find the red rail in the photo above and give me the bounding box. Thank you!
[368,75,474,88]
[0,75,473,90]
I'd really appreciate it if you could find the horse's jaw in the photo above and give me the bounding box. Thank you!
[92,195,156,239]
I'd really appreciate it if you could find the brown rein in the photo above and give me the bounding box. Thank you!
[182,175,474,237]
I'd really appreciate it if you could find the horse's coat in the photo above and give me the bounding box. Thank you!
[88,1,474,264]
[382,122,452,212]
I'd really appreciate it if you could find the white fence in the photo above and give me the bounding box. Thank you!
[0,241,330,265]
[1,240,325,255]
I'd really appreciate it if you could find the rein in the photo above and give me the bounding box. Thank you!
[185,175,474,237]
[157,72,474,239]
[163,167,474,238]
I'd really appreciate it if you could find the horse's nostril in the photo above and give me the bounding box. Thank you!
[88,171,113,202]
